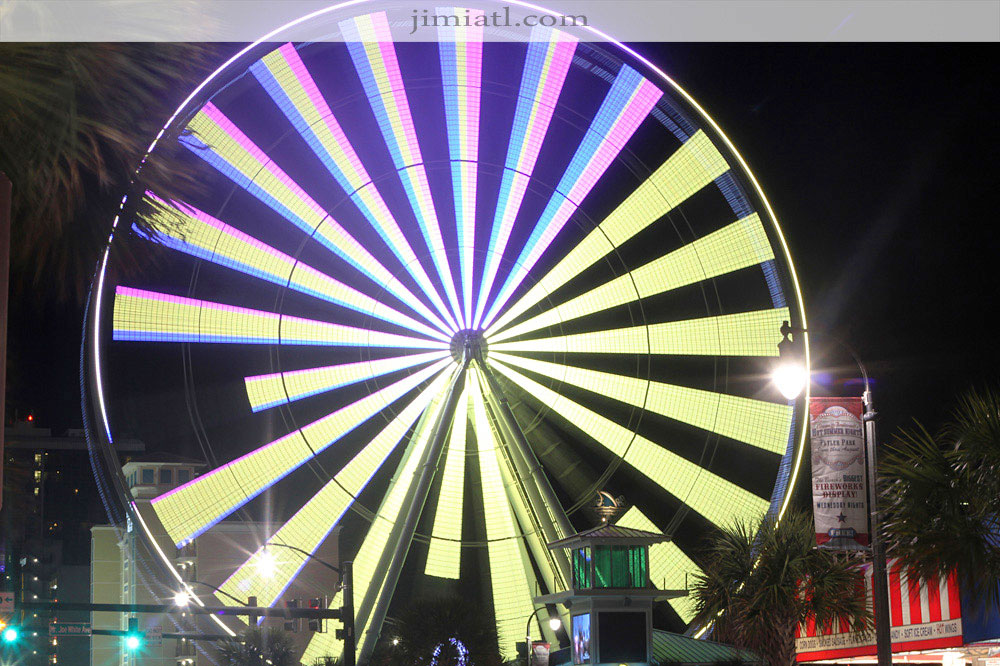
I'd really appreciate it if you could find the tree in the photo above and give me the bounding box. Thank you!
[880,385,1000,612]
[217,626,295,666]
[369,597,503,666]
[0,43,213,300]
[689,509,872,666]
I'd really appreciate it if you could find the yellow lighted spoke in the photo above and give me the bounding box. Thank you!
[491,353,791,455]
[491,308,789,357]
[424,381,470,579]
[220,371,452,607]
[112,287,447,350]
[490,213,773,343]
[618,507,700,622]
[150,359,451,546]
[244,351,447,412]
[183,103,454,336]
[486,130,729,337]
[139,195,449,343]
[470,369,540,655]
[302,372,455,662]
[489,359,769,528]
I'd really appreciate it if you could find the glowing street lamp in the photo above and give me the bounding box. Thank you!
[524,607,560,666]
[771,321,892,666]
[256,548,278,579]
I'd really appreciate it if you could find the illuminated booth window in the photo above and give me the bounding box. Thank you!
[573,543,649,590]
[594,545,647,589]
[573,548,593,589]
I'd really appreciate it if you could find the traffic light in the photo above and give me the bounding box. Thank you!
[1,625,18,644]
[307,597,328,633]
[283,599,300,633]
[124,617,142,650]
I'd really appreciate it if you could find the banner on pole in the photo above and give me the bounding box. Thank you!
[809,397,869,549]
[531,641,551,666]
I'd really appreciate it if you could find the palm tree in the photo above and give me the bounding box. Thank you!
[689,509,872,666]
[0,43,213,300]
[880,385,1000,612]
[217,626,296,666]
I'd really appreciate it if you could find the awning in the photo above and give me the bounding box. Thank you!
[796,558,963,661]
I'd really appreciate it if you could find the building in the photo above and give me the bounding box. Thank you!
[91,455,341,666]
[1,418,143,665]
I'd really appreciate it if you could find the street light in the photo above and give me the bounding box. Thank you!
[257,543,354,666]
[255,548,278,580]
[524,607,560,666]
[772,321,892,666]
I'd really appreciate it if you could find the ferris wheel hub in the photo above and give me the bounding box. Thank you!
[449,329,488,365]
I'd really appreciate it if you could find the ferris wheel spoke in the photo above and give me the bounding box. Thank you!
[618,506,700,622]
[341,12,464,330]
[424,380,471,579]
[437,10,485,328]
[253,42,461,333]
[149,358,451,546]
[489,359,770,528]
[472,26,578,329]
[219,370,452,608]
[469,369,544,652]
[244,351,448,412]
[479,67,662,330]
[485,130,729,338]
[491,307,789,357]
[303,375,454,662]
[111,287,447,350]
[181,103,454,336]
[250,44,460,332]
[490,213,774,343]
[491,352,792,455]
[139,194,450,343]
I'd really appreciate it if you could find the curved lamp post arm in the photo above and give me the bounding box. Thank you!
[179,579,248,607]
[264,542,342,580]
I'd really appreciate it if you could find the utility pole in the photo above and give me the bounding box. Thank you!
[341,561,355,666]
[0,171,10,513]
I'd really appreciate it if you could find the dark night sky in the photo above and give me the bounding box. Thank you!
[7,43,999,446]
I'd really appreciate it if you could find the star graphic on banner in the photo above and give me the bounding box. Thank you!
[836,512,847,523]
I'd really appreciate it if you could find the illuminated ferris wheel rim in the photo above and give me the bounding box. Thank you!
[85,0,811,656]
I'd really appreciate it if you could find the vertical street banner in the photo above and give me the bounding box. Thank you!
[532,641,551,666]
[809,397,869,549]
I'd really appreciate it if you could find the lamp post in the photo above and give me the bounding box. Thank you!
[772,322,892,666]
[258,543,354,666]
[524,606,561,666]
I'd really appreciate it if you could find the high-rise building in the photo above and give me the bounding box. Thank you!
[1,418,143,665]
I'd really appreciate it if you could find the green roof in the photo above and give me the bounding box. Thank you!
[651,630,762,665]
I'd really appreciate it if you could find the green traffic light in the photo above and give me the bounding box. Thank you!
[125,634,142,650]
[2,627,18,643]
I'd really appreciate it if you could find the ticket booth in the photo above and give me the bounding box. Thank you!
[535,525,686,665]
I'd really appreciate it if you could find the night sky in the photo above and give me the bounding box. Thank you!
[7,43,998,464]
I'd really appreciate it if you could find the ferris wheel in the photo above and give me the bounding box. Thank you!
[85,2,808,663]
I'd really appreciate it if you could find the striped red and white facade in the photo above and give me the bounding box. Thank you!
[796,559,963,661]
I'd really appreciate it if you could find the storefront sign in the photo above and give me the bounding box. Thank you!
[809,397,869,549]
[796,561,963,661]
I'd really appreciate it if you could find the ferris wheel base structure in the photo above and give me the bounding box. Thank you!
[83,2,809,664]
